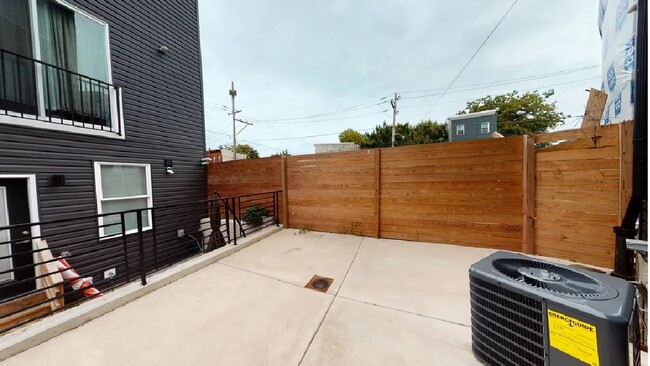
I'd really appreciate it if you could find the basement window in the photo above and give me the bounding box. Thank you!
[456,124,465,135]
[94,162,153,238]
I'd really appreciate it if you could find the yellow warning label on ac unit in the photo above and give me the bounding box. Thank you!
[547,309,599,366]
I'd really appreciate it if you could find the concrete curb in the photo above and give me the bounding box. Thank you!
[0,226,283,362]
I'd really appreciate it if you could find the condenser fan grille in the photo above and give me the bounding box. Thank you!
[492,258,607,298]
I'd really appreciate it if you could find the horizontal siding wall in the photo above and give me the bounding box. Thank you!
[379,137,524,250]
[0,1,205,285]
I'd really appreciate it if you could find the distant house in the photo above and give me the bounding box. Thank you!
[207,149,247,162]
[314,142,359,154]
[447,110,497,142]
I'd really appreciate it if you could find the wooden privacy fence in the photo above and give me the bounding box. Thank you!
[207,123,631,268]
[533,123,632,268]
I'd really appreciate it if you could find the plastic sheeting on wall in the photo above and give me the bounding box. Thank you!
[599,0,637,124]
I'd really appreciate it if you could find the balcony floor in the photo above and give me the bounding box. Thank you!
[0,230,640,365]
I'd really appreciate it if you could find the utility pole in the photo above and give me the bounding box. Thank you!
[228,81,241,160]
[390,93,401,147]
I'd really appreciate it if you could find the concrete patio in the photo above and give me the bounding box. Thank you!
[0,229,568,365]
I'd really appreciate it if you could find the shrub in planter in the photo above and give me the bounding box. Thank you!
[243,205,268,227]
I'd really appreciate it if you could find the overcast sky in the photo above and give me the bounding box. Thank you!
[199,0,602,156]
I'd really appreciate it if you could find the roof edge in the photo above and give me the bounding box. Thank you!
[448,109,497,121]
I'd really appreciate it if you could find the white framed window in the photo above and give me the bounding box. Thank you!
[0,0,124,138]
[0,187,13,282]
[94,162,152,238]
[481,122,490,134]
[456,124,465,135]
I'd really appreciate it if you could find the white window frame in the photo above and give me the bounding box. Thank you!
[94,162,153,239]
[0,175,41,287]
[0,0,124,139]
[456,124,465,135]
[480,122,490,134]
[0,187,13,282]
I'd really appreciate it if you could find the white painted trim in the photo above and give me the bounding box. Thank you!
[51,0,112,83]
[0,175,40,288]
[448,109,498,121]
[93,163,153,239]
[103,11,114,85]
[53,0,109,28]
[0,113,125,139]
[101,194,150,202]
[28,0,46,119]
[0,187,14,283]
[480,121,491,134]
[7,0,124,138]
[456,124,465,135]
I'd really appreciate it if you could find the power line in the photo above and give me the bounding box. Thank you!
[401,76,600,104]
[261,109,389,124]
[240,140,286,152]
[253,97,388,123]
[245,115,316,150]
[402,74,600,100]
[249,128,374,142]
[398,65,598,95]
[206,129,231,137]
[425,0,518,116]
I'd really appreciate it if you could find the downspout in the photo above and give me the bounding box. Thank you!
[613,0,647,278]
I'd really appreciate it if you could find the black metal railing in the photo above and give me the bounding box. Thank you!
[0,190,281,334]
[0,48,122,135]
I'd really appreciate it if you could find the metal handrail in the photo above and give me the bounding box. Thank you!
[0,47,122,134]
[0,191,281,334]
[0,48,117,88]
[210,191,247,238]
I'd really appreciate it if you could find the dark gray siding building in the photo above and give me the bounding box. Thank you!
[447,110,497,142]
[0,1,205,298]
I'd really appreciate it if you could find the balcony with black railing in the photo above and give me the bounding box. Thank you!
[0,48,123,136]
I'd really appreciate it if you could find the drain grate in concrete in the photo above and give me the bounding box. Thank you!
[305,275,334,293]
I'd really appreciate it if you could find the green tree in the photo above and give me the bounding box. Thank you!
[358,120,447,148]
[459,90,565,136]
[338,128,367,146]
[271,149,291,157]
[362,121,412,148]
[409,120,448,144]
[220,144,260,159]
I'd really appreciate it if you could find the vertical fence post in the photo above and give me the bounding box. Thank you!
[232,197,237,245]
[619,122,634,223]
[120,212,130,282]
[374,149,381,239]
[274,191,279,227]
[136,210,147,285]
[522,135,536,254]
[150,207,159,271]
[281,155,289,228]
[224,198,231,244]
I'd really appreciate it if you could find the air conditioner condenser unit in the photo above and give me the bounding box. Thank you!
[469,251,640,366]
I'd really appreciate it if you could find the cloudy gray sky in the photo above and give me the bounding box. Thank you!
[199,0,602,156]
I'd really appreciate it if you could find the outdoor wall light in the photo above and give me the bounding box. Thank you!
[164,159,174,175]
[158,45,170,54]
